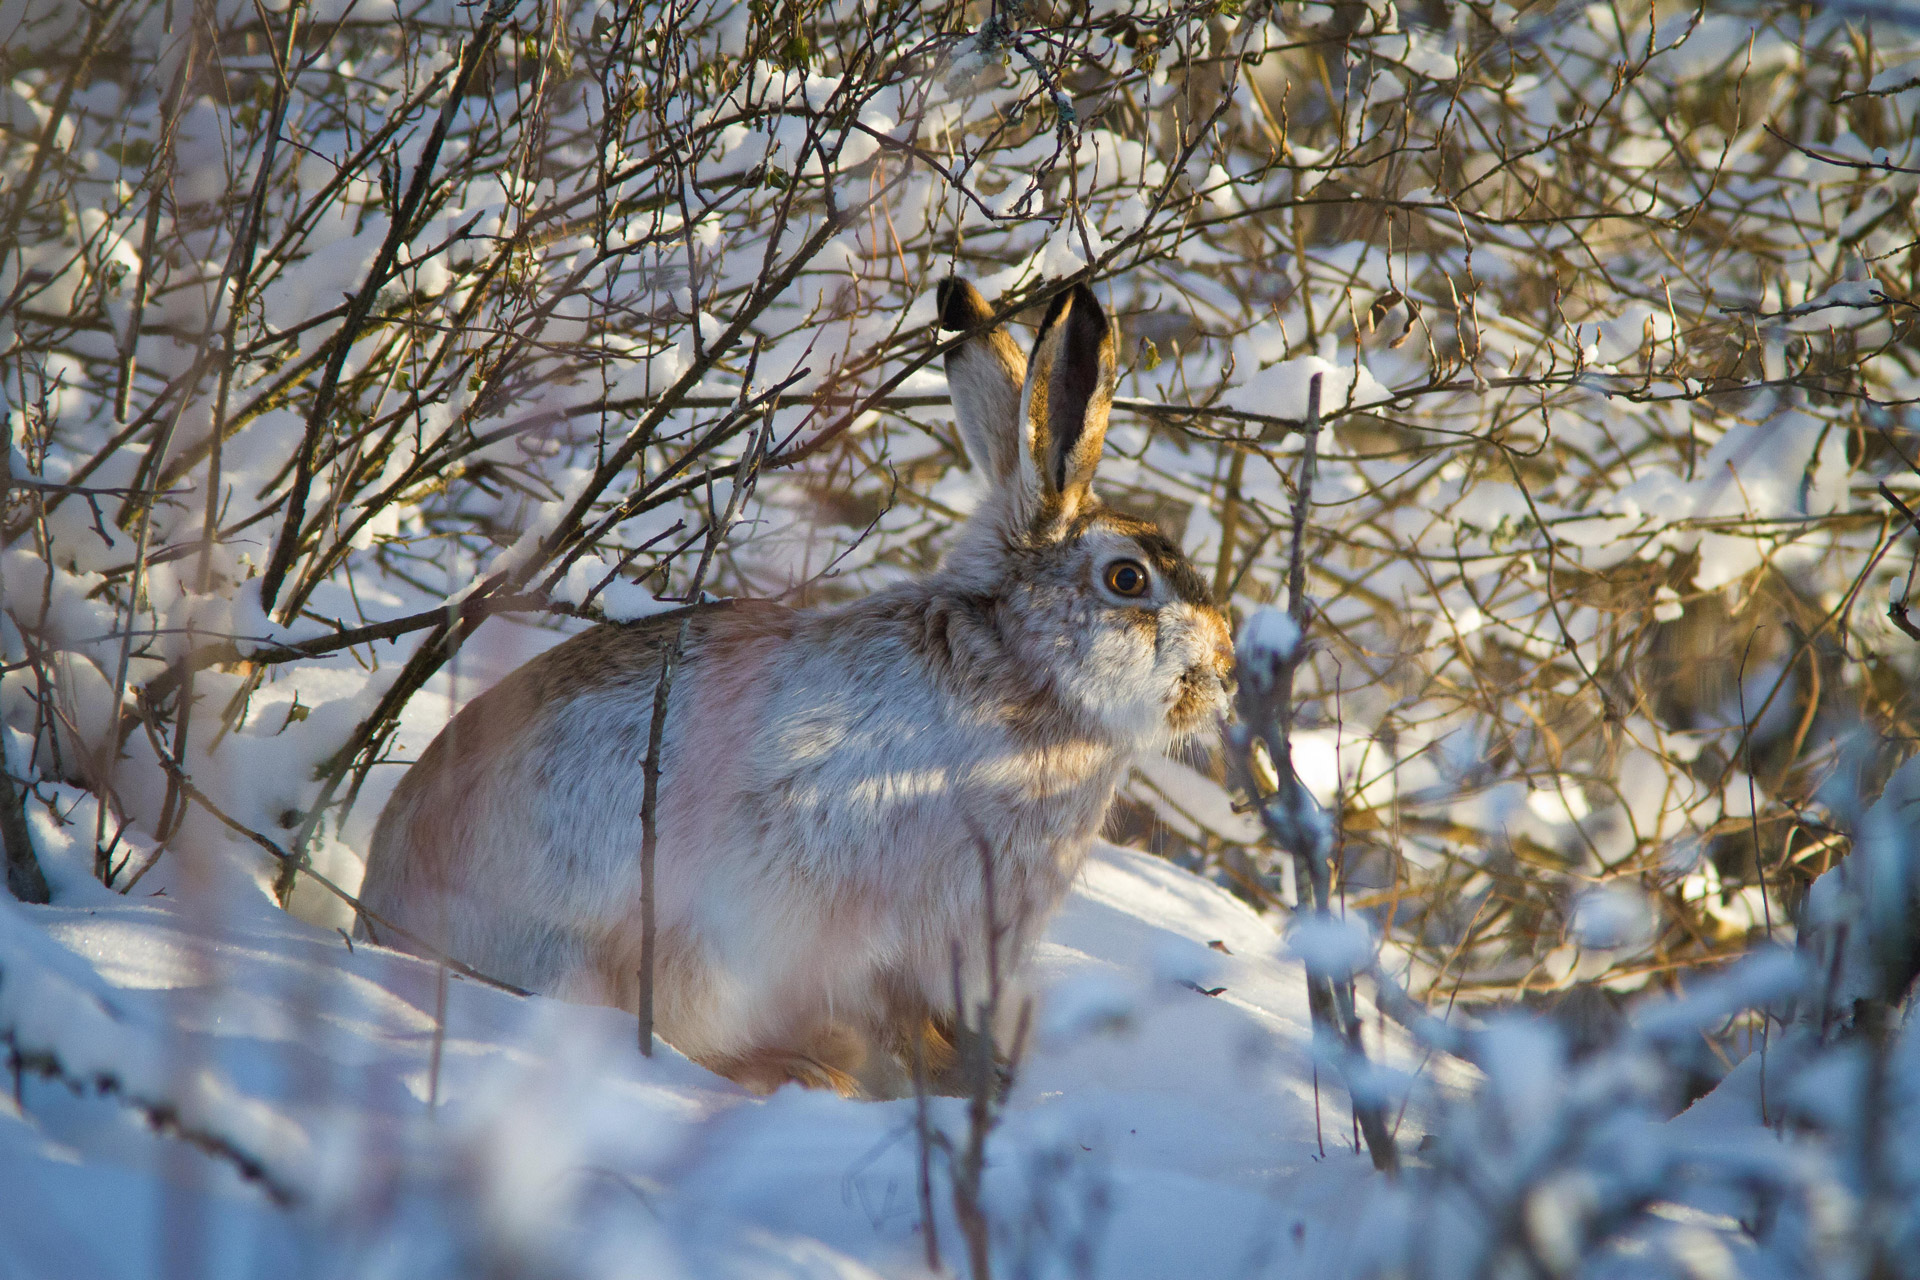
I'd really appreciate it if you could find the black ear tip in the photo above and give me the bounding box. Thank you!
[938,277,989,331]
[1033,288,1069,342]
[1062,284,1110,355]
[1038,281,1107,340]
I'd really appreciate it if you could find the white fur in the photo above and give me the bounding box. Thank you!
[357,281,1233,1096]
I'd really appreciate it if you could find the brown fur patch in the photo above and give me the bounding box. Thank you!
[710,1035,866,1097]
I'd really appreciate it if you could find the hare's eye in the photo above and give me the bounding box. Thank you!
[1104,559,1150,598]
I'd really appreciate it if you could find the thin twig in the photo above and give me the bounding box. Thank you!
[637,416,772,1055]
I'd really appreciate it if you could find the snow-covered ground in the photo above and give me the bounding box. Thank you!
[2,613,1903,1280]
[0,835,1401,1279]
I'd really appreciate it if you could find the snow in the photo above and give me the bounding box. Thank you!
[1286,915,1376,979]
[1238,606,1302,669]
[1235,607,1303,698]
[0,842,1416,1279]
[1223,354,1390,422]
[1569,883,1654,951]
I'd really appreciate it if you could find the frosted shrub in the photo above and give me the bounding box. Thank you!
[1350,754,1920,1280]
[1,0,1918,1273]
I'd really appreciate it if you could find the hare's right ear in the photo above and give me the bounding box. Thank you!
[939,278,1028,488]
[1021,282,1116,525]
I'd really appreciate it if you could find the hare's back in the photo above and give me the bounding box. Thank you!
[357,612,697,971]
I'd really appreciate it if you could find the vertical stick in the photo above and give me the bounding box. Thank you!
[98,381,198,877]
[947,829,1004,1280]
[1213,446,1247,605]
[114,29,200,421]
[0,743,48,904]
[1228,375,1398,1175]
[1285,377,1320,633]
[635,615,687,1058]
[636,418,769,1057]
[0,502,45,901]
[428,959,449,1110]
[912,1031,944,1274]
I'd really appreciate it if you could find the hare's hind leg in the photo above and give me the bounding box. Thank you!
[708,1023,870,1096]
[581,929,869,1096]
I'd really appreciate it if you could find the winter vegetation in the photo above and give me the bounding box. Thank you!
[2,0,1919,1272]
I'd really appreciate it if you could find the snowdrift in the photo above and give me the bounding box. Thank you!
[0,842,1395,1279]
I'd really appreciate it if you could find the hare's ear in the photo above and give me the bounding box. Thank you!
[1022,282,1116,522]
[939,278,1027,488]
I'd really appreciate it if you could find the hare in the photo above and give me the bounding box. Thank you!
[356,279,1234,1097]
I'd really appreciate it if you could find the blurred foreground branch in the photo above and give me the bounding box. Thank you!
[1226,375,1398,1174]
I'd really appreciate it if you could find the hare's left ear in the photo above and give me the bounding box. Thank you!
[938,277,1027,488]
[1022,282,1116,523]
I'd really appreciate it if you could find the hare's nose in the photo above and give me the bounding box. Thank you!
[1210,643,1236,698]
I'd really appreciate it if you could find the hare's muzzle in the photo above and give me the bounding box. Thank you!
[1169,640,1234,731]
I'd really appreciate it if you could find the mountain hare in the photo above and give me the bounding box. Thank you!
[357,279,1233,1096]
